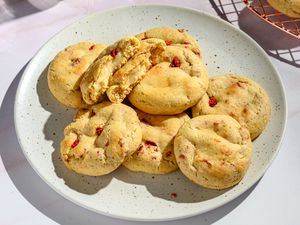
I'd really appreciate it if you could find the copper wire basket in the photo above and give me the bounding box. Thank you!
[243,0,300,39]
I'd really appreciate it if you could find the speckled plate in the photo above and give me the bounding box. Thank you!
[14,5,287,221]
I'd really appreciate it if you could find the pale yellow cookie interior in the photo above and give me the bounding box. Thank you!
[106,38,166,103]
[80,37,141,105]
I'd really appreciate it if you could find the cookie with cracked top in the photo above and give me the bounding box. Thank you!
[60,101,142,176]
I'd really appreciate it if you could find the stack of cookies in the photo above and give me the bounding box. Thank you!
[48,27,271,190]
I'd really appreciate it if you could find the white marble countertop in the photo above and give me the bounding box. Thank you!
[0,0,299,224]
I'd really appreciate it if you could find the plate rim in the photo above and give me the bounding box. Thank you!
[14,4,288,221]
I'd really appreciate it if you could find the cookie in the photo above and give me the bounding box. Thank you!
[128,46,209,115]
[267,0,300,18]
[60,101,142,176]
[47,42,106,108]
[80,37,141,105]
[192,74,271,140]
[136,27,201,57]
[174,115,252,189]
[123,110,190,174]
[106,38,166,103]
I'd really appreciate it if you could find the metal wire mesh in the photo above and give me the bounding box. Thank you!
[243,0,300,39]
[210,0,300,67]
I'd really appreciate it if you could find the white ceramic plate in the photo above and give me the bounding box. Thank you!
[14,5,287,221]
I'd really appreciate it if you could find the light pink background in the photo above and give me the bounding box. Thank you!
[0,0,299,224]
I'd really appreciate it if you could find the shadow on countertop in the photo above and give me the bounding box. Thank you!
[0,0,60,24]
[36,65,113,195]
[209,0,300,68]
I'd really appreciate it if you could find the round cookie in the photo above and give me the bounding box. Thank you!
[47,42,106,108]
[123,110,190,174]
[80,37,141,105]
[174,115,252,190]
[128,46,209,115]
[267,0,300,18]
[192,74,271,140]
[106,38,166,103]
[60,102,142,176]
[136,27,201,57]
